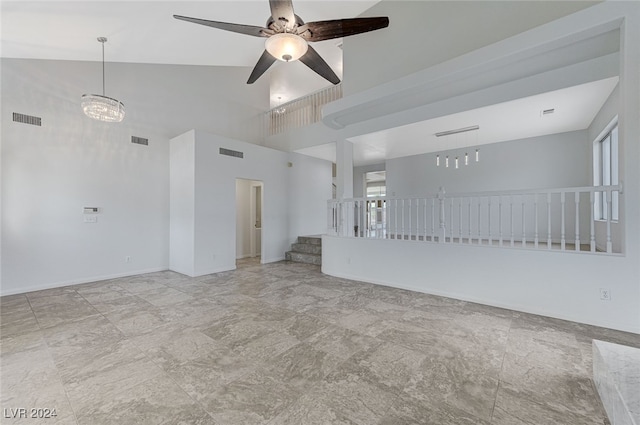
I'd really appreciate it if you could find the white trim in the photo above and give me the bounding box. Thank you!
[0,267,168,297]
[593,115,620,148]
[192,264,237,277]
[261,256,285,264]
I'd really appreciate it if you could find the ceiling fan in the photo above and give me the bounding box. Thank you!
[174,0,389,85]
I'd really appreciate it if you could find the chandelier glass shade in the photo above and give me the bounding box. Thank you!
[265,33,308,62]
[81,94,125,122]
[82,37,125,123]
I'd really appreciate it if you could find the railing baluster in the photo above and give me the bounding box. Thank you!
[477,197,481,244]
[424,198,428,241]
[561,192,566,251]
[510,195,514,247]
[328,184,619,253]
[369,200,373,238]
[458,199,463,243]
[439,188,446,243]
[383,200,387,239]
[590,191,596,252]
[606,190,612,253]
[408,199,412,241]
[355,200,360,237]
[534,194,539,248]
[416,198,420,241]
[267,84,343,135]
[468,198,472,244]
[488,197,492,246]
[449,198,454,243]
[351,201,355,237]
[365,200,370,238]
[401,199,405,240]
[498,196,503,246]
[521,196,526,247]
[547,193,552,249]
[575,192,580,251]
[395,199,398,240]
[431,198,435,241]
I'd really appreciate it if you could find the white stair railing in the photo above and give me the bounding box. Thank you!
[327,184,623,254]
[266,84,342,136]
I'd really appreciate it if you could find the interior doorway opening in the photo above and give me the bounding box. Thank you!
[235,179,263,265]
[361,171,386,237]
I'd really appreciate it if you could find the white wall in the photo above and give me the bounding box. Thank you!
[1,66,173,295]
[1,57,268,295]
[169,131,195,276]
[386,131,589,198]
[345,1,597,95]
[287,153,333,240]
[353,163,385,198]
[323,235,638,333]
[169,130,332,277]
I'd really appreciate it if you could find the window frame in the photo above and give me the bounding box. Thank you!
[593,117,619,222]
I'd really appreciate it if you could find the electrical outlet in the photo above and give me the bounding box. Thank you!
[600,288,611,301]
[346,257,351,264]
[125,256,131,263]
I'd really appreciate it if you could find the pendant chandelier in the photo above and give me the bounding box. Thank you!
[81,37,125,123]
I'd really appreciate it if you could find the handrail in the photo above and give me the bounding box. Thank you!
[328,184,623,254]
[335,184,623,203]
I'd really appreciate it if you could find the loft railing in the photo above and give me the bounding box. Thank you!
[328,185,623,254]
[266,84,342,136]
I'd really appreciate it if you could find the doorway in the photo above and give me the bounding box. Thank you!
[363,171,386,237]
[235,179,263,264]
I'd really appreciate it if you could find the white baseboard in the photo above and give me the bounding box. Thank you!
[321,267,640,335]
[261,256,285,264]
[0,267,168,297]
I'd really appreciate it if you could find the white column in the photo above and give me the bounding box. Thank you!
[335,139,354,200]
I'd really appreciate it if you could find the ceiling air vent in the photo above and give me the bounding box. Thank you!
[219,148,244,159]
[541,108,555,116]
[131,136,149,146]
[13,112,41,126]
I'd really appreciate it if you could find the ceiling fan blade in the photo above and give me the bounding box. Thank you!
[299,46,340,85]
[247,50,277,84]
[174,15,268,37]
[269,0,296,30]
[301,17,389,42]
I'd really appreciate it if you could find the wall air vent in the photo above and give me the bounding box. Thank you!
[131,136,149,146]
[12,112,41,126]
[219,148,244,159]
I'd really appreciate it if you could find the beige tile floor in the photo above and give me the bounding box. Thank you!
[1,258,638,424]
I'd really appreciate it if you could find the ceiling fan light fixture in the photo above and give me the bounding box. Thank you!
[265,33,308,62]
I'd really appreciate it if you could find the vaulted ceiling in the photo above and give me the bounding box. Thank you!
[1,1,379,105]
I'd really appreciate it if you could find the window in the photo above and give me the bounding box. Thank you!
[366,184,386,198]
[593,122,618,221]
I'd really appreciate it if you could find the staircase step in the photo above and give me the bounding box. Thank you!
[285,251,322,265]
[291,243,322,255]
[297,235,322,245]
